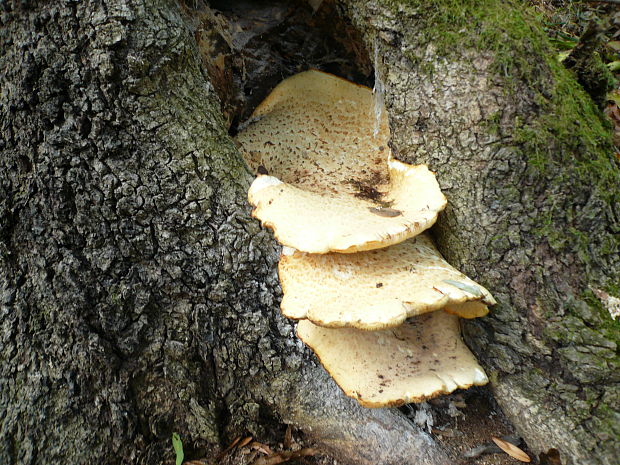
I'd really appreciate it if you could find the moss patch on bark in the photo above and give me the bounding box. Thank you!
[386,0,620,283]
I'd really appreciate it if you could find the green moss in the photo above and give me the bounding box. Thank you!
[482,111,502,135]
[542,291,619,386]
[384,0,549,84]
[385,1,619,229]
[568,49,618,108]
[589,402,620,443]
[513,57,615,178]
[511,35,619,270]
[605,280,620,298]
[385,0,620,324]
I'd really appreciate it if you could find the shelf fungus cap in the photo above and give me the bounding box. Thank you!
[297,311,488,408]
[279,234,495,330]
[238,70,447,254]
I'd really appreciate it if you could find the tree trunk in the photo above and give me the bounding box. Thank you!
[341,1,620,464]
[0,1,445,464]
[1,1,617,465]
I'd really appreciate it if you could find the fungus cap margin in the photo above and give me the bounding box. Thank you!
[238,70,447,254]
[247,163,446,254]
[279,234,495,329]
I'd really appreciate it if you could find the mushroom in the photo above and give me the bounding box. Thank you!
[237,70,495,408]
[237,70,447,254]
[279,233,495,330]
[296,311,488,408]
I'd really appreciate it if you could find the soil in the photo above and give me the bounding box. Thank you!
[427,387,535,465]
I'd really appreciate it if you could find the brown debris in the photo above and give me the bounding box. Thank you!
[216,436,243,461]
[238,436,254,449]
[250,448,319,465]
[368,206,402,217]
[539,448,563,465]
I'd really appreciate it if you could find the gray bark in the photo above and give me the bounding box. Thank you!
[0,1,448,464]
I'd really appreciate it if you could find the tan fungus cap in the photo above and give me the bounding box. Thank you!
[297,311,489,408]
[279,234,495,330]
[237,70,447,253]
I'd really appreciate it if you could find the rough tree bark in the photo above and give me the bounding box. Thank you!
[0,1,618,465]
[0,1,444,464]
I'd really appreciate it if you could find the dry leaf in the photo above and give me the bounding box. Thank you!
[238,436,253,448]
[250,441,273,455]
[251,448,318,465]
[491,436,531,462]
[216,436,242,460]
[283,425,292,449]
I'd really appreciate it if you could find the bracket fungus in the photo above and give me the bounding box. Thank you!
[236,70,496,408]
[238,70,447,254]
[297,311,489,408]
[279,233,495,330]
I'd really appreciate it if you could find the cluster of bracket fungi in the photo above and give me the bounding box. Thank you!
[236,70,496,408]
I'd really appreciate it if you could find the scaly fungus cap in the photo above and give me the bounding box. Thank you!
[296,311,489,408]
[279,234,495,330]
[237,70,447,254]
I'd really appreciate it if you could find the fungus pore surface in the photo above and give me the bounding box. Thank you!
[279,234,495,329]
[237,70,447,253]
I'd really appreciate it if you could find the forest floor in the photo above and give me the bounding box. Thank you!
[189,388,531,465]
